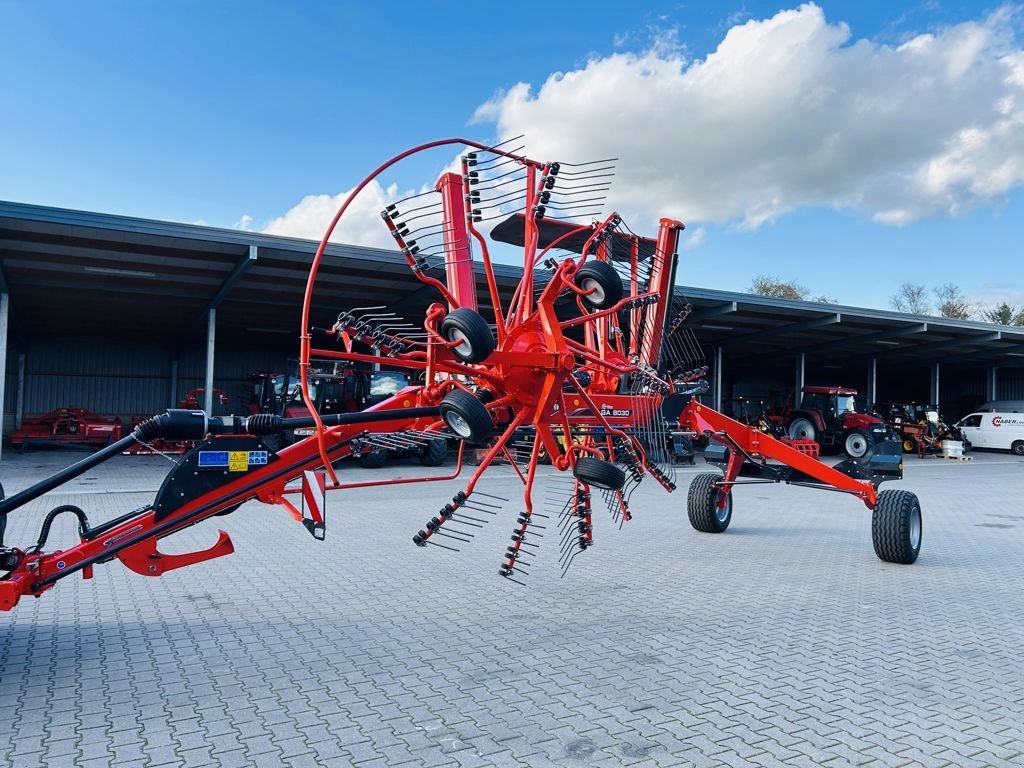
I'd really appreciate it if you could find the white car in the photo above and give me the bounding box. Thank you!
[955,412,1024,455]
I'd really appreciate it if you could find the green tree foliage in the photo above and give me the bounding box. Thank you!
[982,302,1024,325]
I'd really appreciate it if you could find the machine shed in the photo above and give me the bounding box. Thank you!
[1,199,1022,456]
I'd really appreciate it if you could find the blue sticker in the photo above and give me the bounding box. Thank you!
[248,451,268,466]
[198,451,230,468]
[56,560,67,570]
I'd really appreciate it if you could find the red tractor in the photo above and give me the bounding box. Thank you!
[786,386,895,459]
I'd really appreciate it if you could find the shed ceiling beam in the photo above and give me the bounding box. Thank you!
[0,239,238,270]
[689,302,737,324]
[942,341,1024,365]
[791,322,929,356]
[887,331,1003,358]
[183,246,258,340]
[722,313,841,347]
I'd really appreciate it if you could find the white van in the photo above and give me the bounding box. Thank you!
[956,412,1024,455]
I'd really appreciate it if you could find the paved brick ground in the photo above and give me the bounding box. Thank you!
[2,448,1023,767]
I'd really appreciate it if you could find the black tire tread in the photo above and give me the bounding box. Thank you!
[687,471,732,533]
[574,260,623,310]
[872,489,921,564]
[418,437,448,466]
[439,389,493,444]
[358,449,387,469]
[573,457,626,490]
[440,308,495,363]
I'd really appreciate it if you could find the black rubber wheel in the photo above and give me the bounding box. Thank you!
[439,389,493,444]
[1013,440,1024,457]
[872,489,922,564]
[573,456,626,490]
[358,448,387,469]
[417,438,448,466]
[440,308,495,363]
[687,471,732,533]
[902,438,915,454]
[844,429,872,460]
[574,260,623,310]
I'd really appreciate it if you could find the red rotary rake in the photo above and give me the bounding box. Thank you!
[0,138,922,611]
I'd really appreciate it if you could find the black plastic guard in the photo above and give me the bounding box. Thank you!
[153,436,279,522]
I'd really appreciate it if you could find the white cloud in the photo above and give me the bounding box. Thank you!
[261,181,407,249]
[472,3,1024,229]
[233,214,254,231]
[681,225,706,249]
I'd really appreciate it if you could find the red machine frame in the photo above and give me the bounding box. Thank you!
[0,138,922,612]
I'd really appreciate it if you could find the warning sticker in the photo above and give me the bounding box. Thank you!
[228,451,250,472]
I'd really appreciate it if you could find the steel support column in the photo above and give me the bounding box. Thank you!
[204,309,216,414]
[714,346,723,411]
[0,293,8,461]
[987,366,998,401]
[929,362,940,406]
[867,357,877,410]
[795,352,805,408]
[170,358,179,408]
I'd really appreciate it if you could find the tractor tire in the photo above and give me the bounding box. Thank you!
[440,308,495,364]
[572,457,626,490]
[574,260,623,310]
[788,417,816,442]
[1012,440,1024,457]
[439,389,493,444]
[358,448,387,469]
[872,489,922,564]
[687,471,732,533]
[417,438,448,467]
[902,438,915,454]
[843,429,872,460]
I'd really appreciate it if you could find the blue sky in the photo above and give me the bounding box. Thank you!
[2,1,1022,313]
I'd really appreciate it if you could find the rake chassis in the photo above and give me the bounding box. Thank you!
[0,138,923,612]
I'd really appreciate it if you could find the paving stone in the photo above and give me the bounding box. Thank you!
[1,456,1023,767]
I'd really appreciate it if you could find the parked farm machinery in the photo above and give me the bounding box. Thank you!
[0,138,923,611]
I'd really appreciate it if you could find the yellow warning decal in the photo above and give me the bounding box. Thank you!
[228,451,250,472]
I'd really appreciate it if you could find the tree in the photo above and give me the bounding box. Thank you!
[749,275,808,301]
[983,302,1024,325]
[890,283,929,314]
[933,283,972,320]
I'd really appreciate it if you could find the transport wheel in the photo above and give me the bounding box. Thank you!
[902,438,915,453]
[1012,440,1024,456]
[358,448,387,469]
[574,260,623,310]
[417,437,448,466]
[788,417,816,441]
[572,456,626,490]
[872,489,922,564]
[440,308,495,363]
[844,429,871,459]
[439,389,493,444]
[687,471,732,533]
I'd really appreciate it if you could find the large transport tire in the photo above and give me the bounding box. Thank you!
[572,457,626,490]
[788,417,816,442]
[843,429,871,460]
[417,437,448,466]
[439,389,493,445]
[574,260,623,310]
[872,489,922,564]
[687,471,733,533]
[358,448,387,469]
[440,308,495,363]
[1012,440,1024,456]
